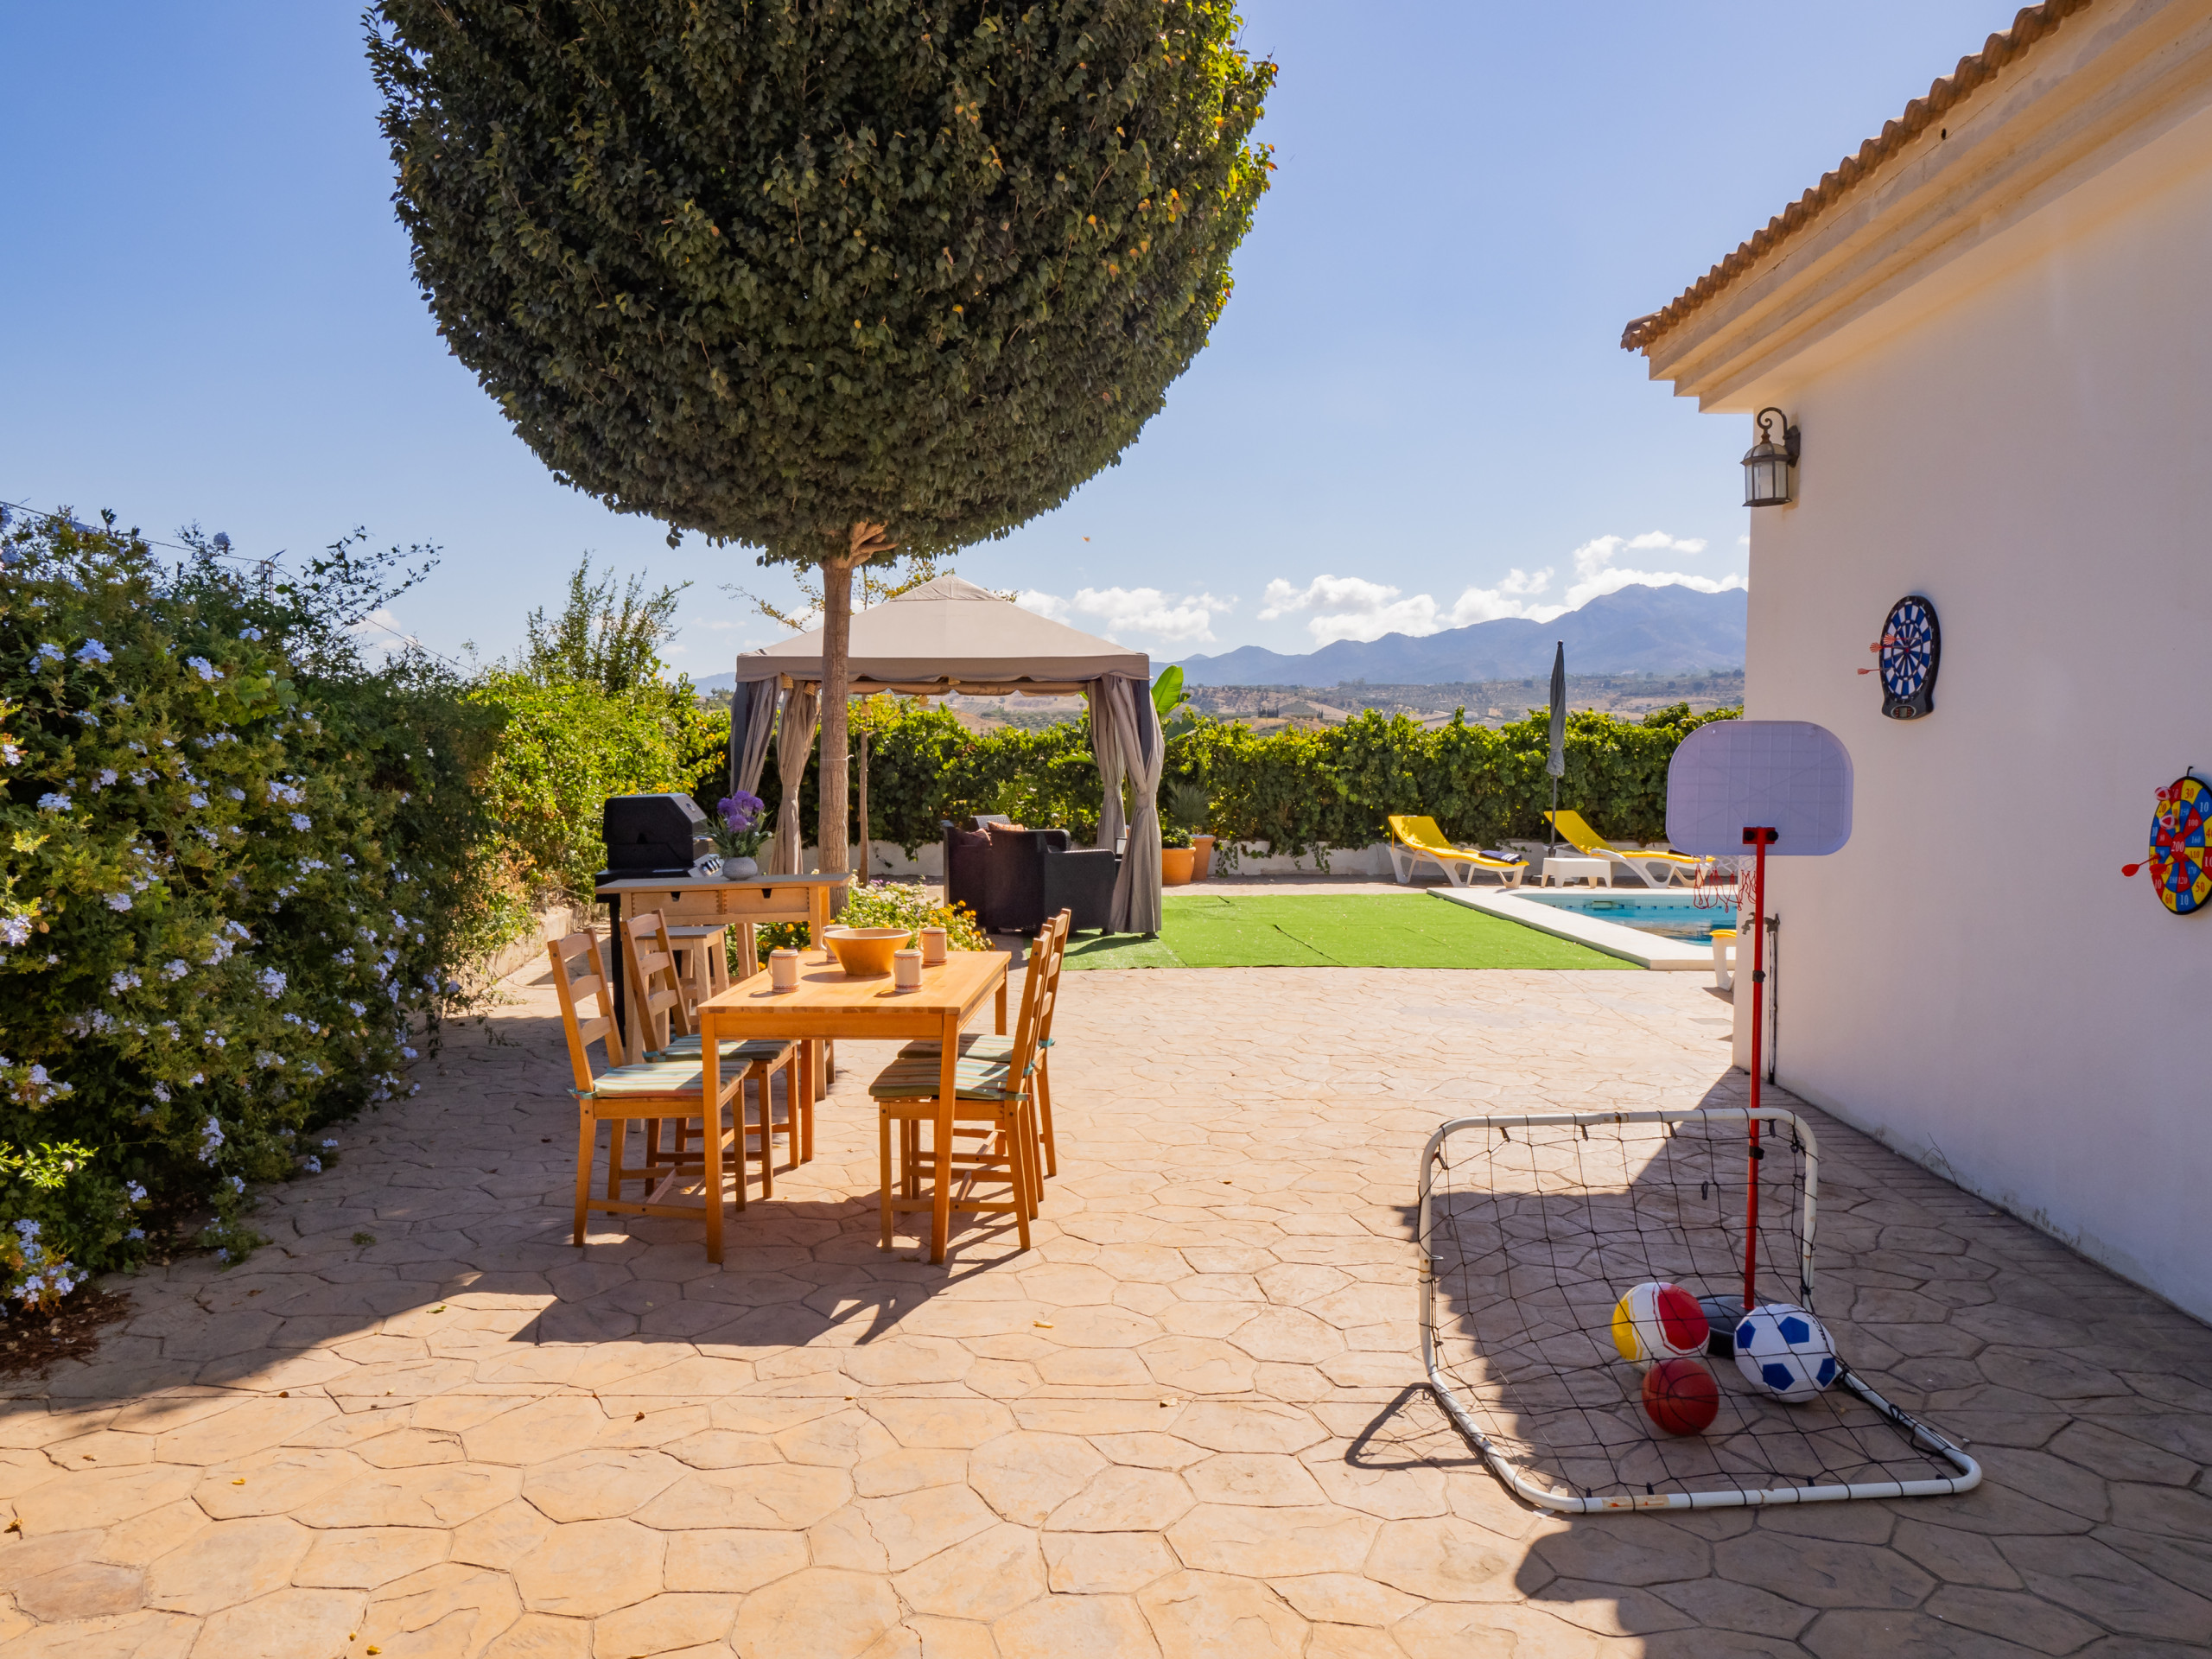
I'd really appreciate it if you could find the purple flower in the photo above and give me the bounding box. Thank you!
[717,792,764,832]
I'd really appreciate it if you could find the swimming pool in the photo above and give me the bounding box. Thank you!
[1522,891,1737,944]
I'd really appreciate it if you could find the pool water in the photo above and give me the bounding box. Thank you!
[1523,893,1737,944]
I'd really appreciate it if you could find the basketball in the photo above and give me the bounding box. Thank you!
[1610,1281,1710,1367]
[1732,1303,1840,1403]
[1641,1357,1720,1435]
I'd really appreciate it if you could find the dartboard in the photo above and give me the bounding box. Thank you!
[1878,594,1939,720]
[2147,775,2212,916]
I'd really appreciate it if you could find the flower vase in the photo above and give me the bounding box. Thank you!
[723,855,760,879]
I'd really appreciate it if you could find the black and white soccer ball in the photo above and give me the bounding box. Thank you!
[1732,1303,1839,1403]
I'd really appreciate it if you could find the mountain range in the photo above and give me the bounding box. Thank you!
[1175,582,1745,686]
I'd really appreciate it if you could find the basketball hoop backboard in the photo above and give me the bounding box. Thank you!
[1667,721,1853,857]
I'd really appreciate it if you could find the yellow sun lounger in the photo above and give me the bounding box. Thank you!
[1544,810,1708,888]
[1385,816,1528,888]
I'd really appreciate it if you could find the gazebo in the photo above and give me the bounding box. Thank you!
[728,576,1165,934]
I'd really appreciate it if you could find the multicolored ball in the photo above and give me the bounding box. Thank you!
[1641,1357,1721,1435]
[1732,1303,1840,1403]
[1610,1281,1710,1368]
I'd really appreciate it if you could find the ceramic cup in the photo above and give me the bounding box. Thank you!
[769,949,799,992]
[919,926,948,965]
[893,949,924,991]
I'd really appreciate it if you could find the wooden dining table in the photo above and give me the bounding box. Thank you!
[696,948,1011,1263]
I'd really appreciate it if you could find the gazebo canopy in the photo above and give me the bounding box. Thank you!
[732,575,1147,694]
[727,575,1165,933]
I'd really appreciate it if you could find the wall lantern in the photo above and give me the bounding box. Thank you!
[1742,407,1800,507]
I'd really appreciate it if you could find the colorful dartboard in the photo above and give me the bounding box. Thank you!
[1878,594,1939,720]
[2144,774,2212,916]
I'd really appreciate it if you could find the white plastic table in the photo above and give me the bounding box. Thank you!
[1540,855,1613,887]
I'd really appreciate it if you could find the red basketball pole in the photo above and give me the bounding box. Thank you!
[1741,827,1776,1314]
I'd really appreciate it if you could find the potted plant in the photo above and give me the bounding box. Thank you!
[712,791,769,878]
[1165,781,1214,880]
[1160,823,1197,887]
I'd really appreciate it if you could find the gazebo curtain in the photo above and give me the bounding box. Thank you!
[728,678,777,801]
[771,684,819,875]
[1090,675,1164,935]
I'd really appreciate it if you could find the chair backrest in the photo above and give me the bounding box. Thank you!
[1543,810,1611,857]
[1001,925,1056,1090]
[1389,814,1448,849]
[1032,910,1071,1049]
[621,908,692,1054]
[548,931,623,1089]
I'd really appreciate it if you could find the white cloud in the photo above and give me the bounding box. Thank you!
[1018,586,1233,645]
[707,619,738,631]
[1257,532,1743,645]
[346,607,418,663]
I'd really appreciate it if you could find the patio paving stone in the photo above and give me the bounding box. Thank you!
[3,961,2209,1654]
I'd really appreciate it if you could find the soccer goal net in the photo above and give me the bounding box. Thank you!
[1418,1108,1981,1512]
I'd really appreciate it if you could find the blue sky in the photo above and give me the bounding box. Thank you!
[0,2,2023,674]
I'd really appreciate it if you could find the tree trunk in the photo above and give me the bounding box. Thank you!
[817,554,855,877]
[817,521,897,877]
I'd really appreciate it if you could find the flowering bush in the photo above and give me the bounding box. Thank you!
[0,515,500,1295]
[710,792,767,862]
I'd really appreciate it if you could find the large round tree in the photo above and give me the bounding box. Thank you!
[369,0,1274,874]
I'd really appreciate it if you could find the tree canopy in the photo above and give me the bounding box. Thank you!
[369,0,1274,871]
[367,0,1274,566]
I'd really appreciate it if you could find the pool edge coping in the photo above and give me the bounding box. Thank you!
[1429,887,1717,971]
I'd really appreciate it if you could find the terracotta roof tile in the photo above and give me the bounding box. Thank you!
[1621,0,2100,354]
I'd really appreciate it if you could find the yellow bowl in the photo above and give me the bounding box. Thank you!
[822,925,910,978]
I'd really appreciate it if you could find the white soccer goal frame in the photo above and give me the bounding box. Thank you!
[1417,1106,1982,1513]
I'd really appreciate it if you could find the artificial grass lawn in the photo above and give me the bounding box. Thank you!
[1059,893,1636,971]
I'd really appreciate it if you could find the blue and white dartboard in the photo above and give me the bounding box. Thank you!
[1878,594,1939,721]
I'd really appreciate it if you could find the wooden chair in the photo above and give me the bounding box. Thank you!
[621,910,799,1196]
[547,930,742,1262]
[872,926,1050,1254]
[899,909,1070,1180]
[665,922,734,1015]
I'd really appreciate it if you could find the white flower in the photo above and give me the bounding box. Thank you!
[161,960,188,981]
[73,639,112,664]
[125,1182,147,1203]
[226,1175,245,1194]
[254,1051,283,1069]
[186,657,219,682]
[203,1032,225,1049]
[256,967,285,998]
[346,1000,365,1017]
[214,1247,230,1263]
[150,1082,171,1103]
[401,1046,418,1061]
[289,813,311,832]
[321,1138,337,1149]
[13,1220,40,1242]
[0,917,29,947]
[110,969,142,994]
[105,893,133,912]
[266,780,303,805]
[29,644,63,669]
[187,1071,204,1084]
[238,626,263,641]
[77,709,99,727]
[92,768,118,790]
[302,1156,321,1174]
[36,792,71,813]
[226,786,243,801]
[334,948,354,966]
[125,1228,144,1242]
[197,1117,224,1162]
[187,792,207,810]
[1,741,21,766]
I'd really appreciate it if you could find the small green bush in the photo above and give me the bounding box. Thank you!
[1,517,500,1290]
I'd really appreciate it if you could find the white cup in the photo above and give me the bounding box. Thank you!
[919,926,947,965]
[769,949,799,992]
[893,950,923,991]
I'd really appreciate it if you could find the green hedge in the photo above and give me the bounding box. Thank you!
[0,519,505,1293]
[728,698,1734,861]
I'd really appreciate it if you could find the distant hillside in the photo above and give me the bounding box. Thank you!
[1177,582,1745,686]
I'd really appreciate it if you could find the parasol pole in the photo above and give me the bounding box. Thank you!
[1742,825,1777,1313]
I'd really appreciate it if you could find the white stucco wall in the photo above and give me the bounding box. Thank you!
[1739,107,2212,1322]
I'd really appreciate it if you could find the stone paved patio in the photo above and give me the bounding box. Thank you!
[3,961,2209,1656]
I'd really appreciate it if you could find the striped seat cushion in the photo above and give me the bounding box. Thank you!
[579,1058,707,1099]
[896,1033,1014,1063]
[869,1054,1023,1103]
[650,1036,795,1065]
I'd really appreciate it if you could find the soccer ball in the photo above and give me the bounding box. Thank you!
[1641,1357,1720,1436]
[1610,1281,1710,1367]
[1732,1303,1840,1402]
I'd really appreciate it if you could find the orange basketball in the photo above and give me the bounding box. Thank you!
[1641,1357,1720,1436]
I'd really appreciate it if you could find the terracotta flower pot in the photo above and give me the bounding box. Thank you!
[1161,847,1197,887]
[1191,834,1215,880]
